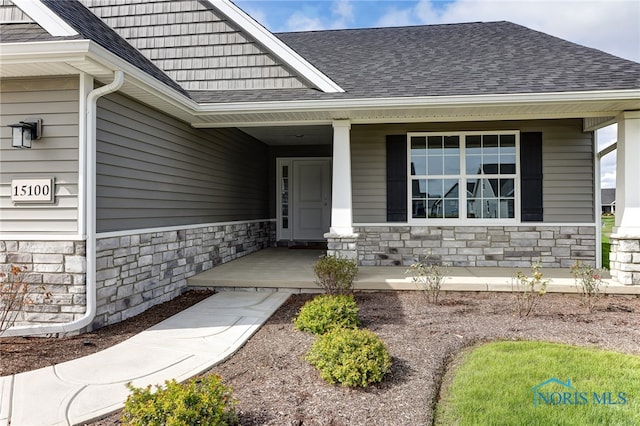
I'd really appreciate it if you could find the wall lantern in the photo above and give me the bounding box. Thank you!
[8,119,42,148]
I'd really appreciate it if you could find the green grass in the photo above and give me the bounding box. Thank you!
[601,215,615,269]
[435,341,640,426]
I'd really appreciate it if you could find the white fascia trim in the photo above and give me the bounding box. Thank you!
[194,89,640,114]
[353,223,597,227]
[206,0,344,93]
[12,0,78,36]
[0,234,85,241]
[0,39,92,62]
[83,44,200,114]
[191,111,632,129]
[1,40,199,115]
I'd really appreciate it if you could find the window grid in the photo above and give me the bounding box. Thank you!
[409,132,519,222]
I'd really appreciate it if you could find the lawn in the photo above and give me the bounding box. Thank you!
[436,341,640,426]
[602,215,615,269]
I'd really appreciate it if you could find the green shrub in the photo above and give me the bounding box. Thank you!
[313,255,358,295]
[305,328,392,387]
[121,374,238,426]
[293,294,360,335]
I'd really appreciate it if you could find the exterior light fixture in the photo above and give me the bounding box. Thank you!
[8,119,42,148]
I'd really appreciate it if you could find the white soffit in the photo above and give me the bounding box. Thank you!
[12,0,78,36]
[207,0,344,93]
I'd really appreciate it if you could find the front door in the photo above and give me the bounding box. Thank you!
[277,158,331,241]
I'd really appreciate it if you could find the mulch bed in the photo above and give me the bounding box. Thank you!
[2,290,639,425]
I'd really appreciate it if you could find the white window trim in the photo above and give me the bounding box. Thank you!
[407,131,521,226]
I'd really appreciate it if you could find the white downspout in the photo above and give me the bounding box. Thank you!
[5,71,125,336]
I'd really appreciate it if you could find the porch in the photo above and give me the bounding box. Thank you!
[187,248,640,295]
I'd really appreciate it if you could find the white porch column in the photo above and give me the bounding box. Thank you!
[329,119,354,235]
[610,111,640,285]
[325,120,358,261]
[614,111,640,233]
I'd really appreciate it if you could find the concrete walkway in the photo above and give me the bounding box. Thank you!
[0,291,289,426]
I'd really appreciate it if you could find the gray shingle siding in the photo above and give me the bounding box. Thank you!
[82,0,308,91]
[0,0,32,22]
[41,0,189,97]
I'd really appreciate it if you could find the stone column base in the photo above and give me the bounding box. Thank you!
[325,233,359,261]
[609,234,640,285]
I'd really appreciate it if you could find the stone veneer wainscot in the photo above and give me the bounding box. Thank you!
[609,235,640,285]
[93,220,274,329]
[351,225,596,267]
[0,240,87,326]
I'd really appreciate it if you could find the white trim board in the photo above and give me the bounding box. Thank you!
[12,0,78,36]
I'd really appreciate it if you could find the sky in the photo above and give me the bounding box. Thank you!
[234,0,640,189]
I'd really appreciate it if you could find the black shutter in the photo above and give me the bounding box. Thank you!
[386,135,407,222]
[520,132,543,222]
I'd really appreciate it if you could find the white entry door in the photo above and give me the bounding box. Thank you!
[277,158,331,241]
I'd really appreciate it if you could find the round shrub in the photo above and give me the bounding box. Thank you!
[313,254,358,294]
[121,374,238,426]
[293,294,360,335]
[305,328,392,387]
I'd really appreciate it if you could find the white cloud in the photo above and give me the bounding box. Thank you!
[286,11,326,31]
[597,124,618,189]
[333,0,355,24]
[375,6,416,27]
[597,124,617,149]
[281,0,355,31]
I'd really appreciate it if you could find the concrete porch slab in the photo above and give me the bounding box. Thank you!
[188,248,640,296]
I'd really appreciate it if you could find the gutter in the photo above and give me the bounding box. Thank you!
[4,71,125,337]
[191,89,640,115]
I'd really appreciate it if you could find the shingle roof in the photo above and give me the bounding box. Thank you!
[190,21,640,103]
[601,188,616,205]
[39,0,189,97]
[0,22,82,43]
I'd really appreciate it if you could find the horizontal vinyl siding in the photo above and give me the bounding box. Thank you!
[96,93,269,232]
[351,125,387,223]
[0,77,79,234]
[350,119,594,224]
[541,121,594,222]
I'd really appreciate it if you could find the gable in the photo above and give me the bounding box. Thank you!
[82,0,309,91]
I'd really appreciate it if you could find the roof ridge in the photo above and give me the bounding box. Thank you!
[275,20,508,35]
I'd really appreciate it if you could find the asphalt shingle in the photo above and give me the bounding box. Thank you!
[0,22,82,43]
[191,21,640,103]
